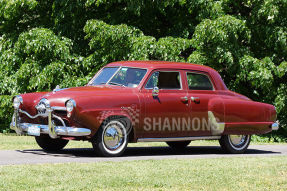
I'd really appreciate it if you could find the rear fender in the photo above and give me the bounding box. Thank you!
[223,99,274,135]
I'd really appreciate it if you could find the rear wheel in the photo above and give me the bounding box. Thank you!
[219,135,251,154]
[166,141,191,150]
[92,119,128,157]
[35,135,69,152]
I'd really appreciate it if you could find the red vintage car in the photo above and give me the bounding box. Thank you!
[10,61,279,156]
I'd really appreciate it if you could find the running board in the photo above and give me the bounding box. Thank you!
[137,136,221,142]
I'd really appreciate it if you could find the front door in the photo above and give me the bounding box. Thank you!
[139,70,191,138]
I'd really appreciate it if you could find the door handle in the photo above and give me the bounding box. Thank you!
[191,97,200,104]
[180,96,188,103]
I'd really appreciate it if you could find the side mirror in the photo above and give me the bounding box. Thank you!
[152,87,159,97]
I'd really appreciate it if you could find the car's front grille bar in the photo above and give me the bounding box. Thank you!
[11,108,91,138]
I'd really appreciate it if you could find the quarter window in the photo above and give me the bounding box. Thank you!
[187,73,213,90]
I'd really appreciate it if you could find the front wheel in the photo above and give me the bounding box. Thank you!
[92,119,128,157]
[35,136,69,152]
[219,135,251,154]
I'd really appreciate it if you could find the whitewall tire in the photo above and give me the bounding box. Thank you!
[219,135,251,154]
[92,119,128,157]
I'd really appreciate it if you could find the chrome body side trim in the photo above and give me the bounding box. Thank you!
[272,122,279,131]
[137,136,221,142]
[208,111,225,135]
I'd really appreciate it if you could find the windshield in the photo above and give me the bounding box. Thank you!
[90,67,119,85]
[89,67,147,88]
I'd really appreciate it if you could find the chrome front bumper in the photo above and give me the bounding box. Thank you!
[10,108,91,138]
[272,122,279,131]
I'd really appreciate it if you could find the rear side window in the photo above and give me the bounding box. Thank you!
[145,71,181,89]
[187,73,213,90]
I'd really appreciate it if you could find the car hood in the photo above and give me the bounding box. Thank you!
[39,85,136,107]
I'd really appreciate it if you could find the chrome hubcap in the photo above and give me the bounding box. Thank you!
[103,121,126,151]
[229,135,245,146]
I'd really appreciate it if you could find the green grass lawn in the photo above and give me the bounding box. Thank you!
[0,133,287,150]
[1,134,287,190]
[0,156,286,190]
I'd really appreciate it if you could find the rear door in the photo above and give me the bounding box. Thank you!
[186,71,220,136]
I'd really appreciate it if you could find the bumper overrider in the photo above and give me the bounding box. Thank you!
[10,106,91,139]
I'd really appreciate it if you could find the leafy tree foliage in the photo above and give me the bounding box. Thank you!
[0,0,286,140]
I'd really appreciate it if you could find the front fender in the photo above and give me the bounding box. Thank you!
[71,94,140,137]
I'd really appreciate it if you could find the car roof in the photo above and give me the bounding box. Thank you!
[105,60,228,90]
[106,60,217,73]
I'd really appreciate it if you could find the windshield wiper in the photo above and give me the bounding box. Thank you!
[108,82,126,87]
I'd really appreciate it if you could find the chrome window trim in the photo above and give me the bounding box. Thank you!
[144,70,183,90]
[186,71,215,91]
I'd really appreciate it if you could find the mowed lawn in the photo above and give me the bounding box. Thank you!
[0,157,286,190]
[0,134,287,190]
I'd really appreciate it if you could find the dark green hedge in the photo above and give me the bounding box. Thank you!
[0,96,13,133]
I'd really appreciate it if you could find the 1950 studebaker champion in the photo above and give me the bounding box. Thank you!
[10,61,279,156]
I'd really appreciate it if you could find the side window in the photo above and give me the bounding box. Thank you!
[145,71,181,89]
[187,72,213,90]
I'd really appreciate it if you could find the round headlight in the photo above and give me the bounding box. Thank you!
[66,99,76,113]
[13,96,23,109]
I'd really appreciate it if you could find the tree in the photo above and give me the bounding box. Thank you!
[0,0,286,140]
